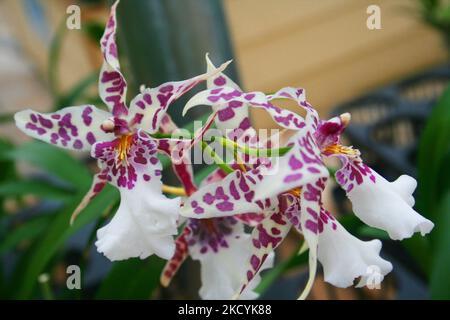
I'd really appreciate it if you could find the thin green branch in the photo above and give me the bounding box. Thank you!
[201,141,234,174]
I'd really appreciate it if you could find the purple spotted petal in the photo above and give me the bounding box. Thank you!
[235,211,291,298]
[184,87,308,130]
[297,177,327,299]
[99,0,128,117]
[15,105,113,151]
[157,138,197,196]
[70,169,109,224]
[161,226,191,287]
[128,60,231,134]
[205,55,251,137]
[180,163,280,218]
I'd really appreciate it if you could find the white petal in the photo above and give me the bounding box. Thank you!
[93,133,180,261]
[317,217,393,288]
[390,175,416,207]
[15,106,112,151]
[348,171,433,240]
[95,180,180,261]
[189,220,273,300]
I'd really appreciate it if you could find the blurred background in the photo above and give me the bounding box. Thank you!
[0,0,449,300]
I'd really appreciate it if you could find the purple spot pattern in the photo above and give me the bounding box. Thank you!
[131,77,212,132]
[283,131,324,184]
[99,2,128,117]
[190,166,269,215]
[335,158,376,193]
[100,70,128,117]
[23,106,102,150]
[314,116,345,150]
[185,217,238,255]
[239,211,291,293]
[201,87,306,130]
[92,132,159,190]
[281,178,337,235]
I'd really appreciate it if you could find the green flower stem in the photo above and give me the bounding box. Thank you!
[150,133,293,157]
[201,141,234,174]
[38,274,54,300]
[213,136,292,157]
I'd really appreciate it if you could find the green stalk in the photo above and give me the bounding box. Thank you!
[214,136,292,157]
[151,133,293,157]
[201,141,234,174]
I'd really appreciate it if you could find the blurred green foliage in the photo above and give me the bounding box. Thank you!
[418,0,450,47]
[417,84,450,298]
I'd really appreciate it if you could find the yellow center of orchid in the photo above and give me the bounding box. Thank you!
[117,134,133,163]
[289,187,302,197]
[322,143,360,157]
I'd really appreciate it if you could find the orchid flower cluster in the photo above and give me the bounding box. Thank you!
[15,1,434,300]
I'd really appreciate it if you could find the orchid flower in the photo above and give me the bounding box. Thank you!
[180,82,434,299]
[160,58,275,299]
[14,0,229,262]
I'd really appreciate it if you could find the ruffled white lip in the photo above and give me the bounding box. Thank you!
[190,222,274,300]
[95,178,180,261]
[346,172,434,240]
[318,218,393,288]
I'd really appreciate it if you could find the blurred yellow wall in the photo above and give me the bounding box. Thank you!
[224,0,448,125]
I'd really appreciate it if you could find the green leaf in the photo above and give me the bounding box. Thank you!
[82,21,105,45]
[48,20,67,101]
[194,165,217,186]
[10,185,119,299]
[413,83,450,273]
[430,193,450,299]
[0,139,16,181]
[7,141,91,190]
[95,256,164,299]
[0,215,52,254]
[417,84,450,219]
[0,180,71,201]
[357,225,389,240]
[56,72,99,108]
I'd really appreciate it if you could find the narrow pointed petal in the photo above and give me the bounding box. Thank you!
[15,106,113,151]
[317,208,393,288]
[128,61,231,134]
[234,211,290,298]
[157,138,197,196]
[161,227,190,287]
[158,114,179,134]
[99,0,128,117]
[187,217,274,299]
[155,113,198,196]
[92,132,179,261]
[184,87,307,130]
[296,179,326,300]
[70,169,108,225]
[336,157,434,240]
[205,55,251,135]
